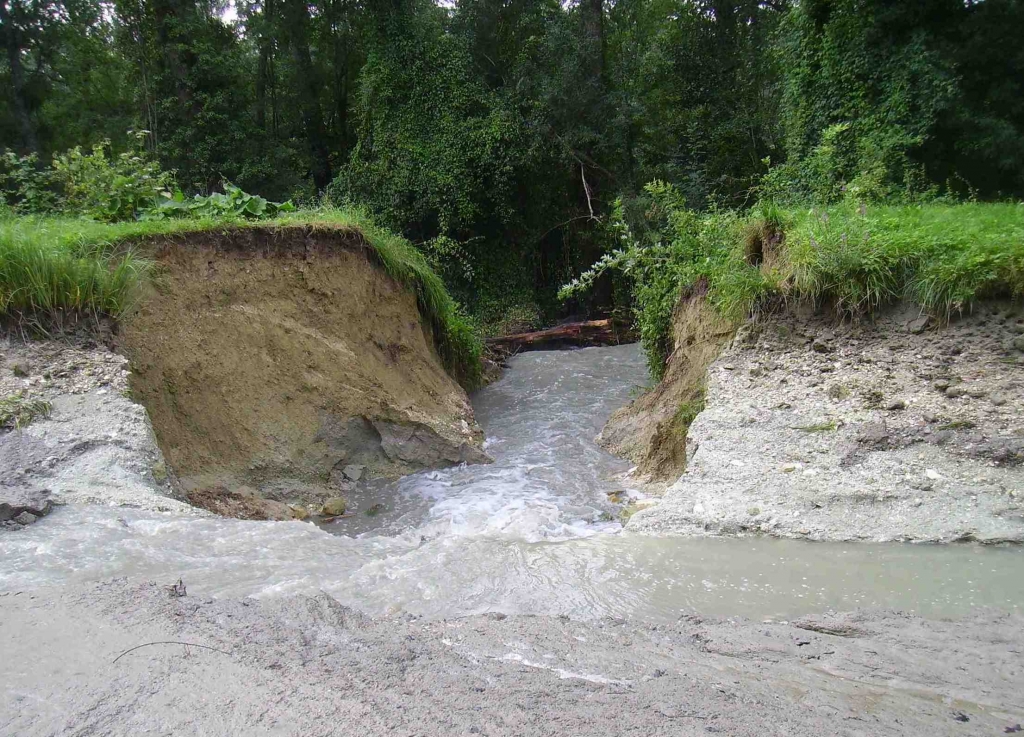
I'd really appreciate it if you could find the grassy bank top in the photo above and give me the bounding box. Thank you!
[563,195,1024,378]
[0,209,482,387]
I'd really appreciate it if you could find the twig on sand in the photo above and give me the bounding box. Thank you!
[112,641,233,664]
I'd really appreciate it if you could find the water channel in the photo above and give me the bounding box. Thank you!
[2,343,1022,622]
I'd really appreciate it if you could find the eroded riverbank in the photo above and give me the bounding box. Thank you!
[2,344,1023,623]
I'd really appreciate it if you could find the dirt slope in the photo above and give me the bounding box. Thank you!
[120,227,488,513]
[597,294,734,484]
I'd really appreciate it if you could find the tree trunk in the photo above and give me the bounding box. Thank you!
[0,0,38,153]
[282,0,333,191]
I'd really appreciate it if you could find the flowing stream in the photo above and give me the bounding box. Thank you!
[2,343,1023,622]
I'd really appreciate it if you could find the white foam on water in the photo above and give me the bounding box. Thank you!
[3,344,1024,622]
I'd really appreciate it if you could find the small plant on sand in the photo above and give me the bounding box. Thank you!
[0,394,52,429]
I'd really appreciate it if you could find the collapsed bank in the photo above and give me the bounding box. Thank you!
[1,220,489,526]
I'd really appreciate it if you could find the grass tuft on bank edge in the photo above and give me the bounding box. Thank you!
[0,208,482,387]
[562,194,1024,380]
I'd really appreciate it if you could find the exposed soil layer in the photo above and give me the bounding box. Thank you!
[2,578,1022,736]
[598,295,734,484]
[120,228,488,513]
[622,300,1024,542]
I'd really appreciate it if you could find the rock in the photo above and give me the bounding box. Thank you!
[342,464,365,482]
[967,387,988,398]
[884,399,907,411]
[991,394,1008,407]
[747,506,761,516]
[0,485,53,522]
[10,361,30,378]
[933,379,951,391]
[926,469,942,481]
[907,315,931,334]
[811,339,833,354]
[373,420,492,468]
[321,497,348,516]
[826,384,850,400]
[13,511,38,525]
[288,504,310,520]
[945,385,967,398]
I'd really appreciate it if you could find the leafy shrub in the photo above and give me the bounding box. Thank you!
[145,181,295,221]
[563,181,1024,377]
[0,153,61,214]
[50,131,175,222]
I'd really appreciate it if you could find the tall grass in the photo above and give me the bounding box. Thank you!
[708,201,1024,319]
[0,209,482,387]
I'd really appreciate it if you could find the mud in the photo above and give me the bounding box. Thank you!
[1,579,1022,736]
[120,227,488,513]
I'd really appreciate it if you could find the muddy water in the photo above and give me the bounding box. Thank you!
[2,344,1023,622]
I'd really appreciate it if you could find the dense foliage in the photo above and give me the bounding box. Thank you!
[2,0,1023,343]
[563,184,1024,378]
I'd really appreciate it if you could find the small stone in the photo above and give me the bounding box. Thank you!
[966,387,987,399]
[723,364,736,371]
[826,384,850,401]
[923,412,938,423]
[991,394,1008,407]
[802,469,819,477]
[11,362,30,378]
[13,511,38,525]
[782,463,799,473]
[925,469,942,481]
[289,504,310,520]
[321,497,348,516]
[811,339,833,354]
[907,315,930,334]
[912,498,923,507]
[933,379,951,391]
[945,386,966,398]
[884,399,906,411]
[342,464,365,482]
[747,506,761,517]
[692,502,705,515]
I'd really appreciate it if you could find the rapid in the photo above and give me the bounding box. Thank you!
[2,344,1022,621]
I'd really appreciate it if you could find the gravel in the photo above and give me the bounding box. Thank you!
[0,336,201,519]
[628,302,1024,542]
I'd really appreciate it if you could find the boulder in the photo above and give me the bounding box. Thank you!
[0,485,52,522]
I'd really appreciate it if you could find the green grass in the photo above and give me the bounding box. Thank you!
[0,208,482,386]
[792,420,838,433]
[720,201,1024,318]
[0,394,52,429]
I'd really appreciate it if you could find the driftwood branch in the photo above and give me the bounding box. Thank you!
[487,319,629,352]
[113,641,233,664]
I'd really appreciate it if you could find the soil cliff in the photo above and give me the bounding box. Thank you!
[119,226,488,516]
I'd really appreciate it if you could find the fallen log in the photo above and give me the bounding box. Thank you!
[486,319,632,353]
